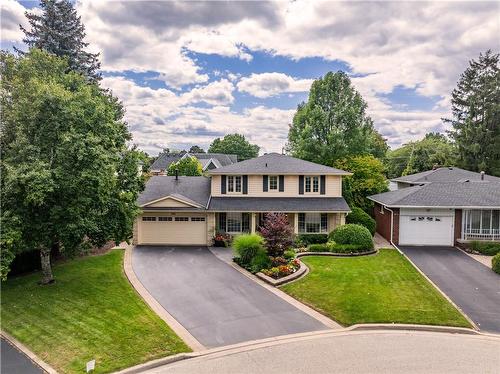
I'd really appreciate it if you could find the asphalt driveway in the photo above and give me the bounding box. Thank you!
[1,338,42,374]
[399,246,500,333]
[132,246,328,348]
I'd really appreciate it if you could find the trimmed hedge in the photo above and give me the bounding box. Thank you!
[493,253,500,275]
[329,224,374,250]
[307,242,370,254]
[308,243,329,252]
[346,207,376,235]
[233,234,265,265]
[297,234,328,245]
[471,241,500,256]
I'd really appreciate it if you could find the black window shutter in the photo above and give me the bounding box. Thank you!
[242,175,248,194]
[279,175,284,192]
[299,175,304,195]
[221,175,226,194]
[320,175,326,195]
[263,175,268,192]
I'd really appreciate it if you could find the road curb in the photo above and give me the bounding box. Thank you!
[123,245,205,351]
[1,331,58,374]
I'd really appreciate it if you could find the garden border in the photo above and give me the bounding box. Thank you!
[256,261,309,286]
[296,249,378,258]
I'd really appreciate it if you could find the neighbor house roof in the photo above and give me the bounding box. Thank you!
[137,176,210,208]
[208,153,351,175]
[150,152,237,171]
[392,167,500,185]
[369,181,500,208]
[208,197,351,212]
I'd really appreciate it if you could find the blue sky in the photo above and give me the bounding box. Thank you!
[2,1,498,155]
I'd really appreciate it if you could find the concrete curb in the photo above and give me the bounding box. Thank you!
[392,244,479,331]
[123,245,205,351]
[208,247,341,329]
[1,331,58,374]
[256,261,308,286]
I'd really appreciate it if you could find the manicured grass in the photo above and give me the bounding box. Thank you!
[1,250,189,373]
[282,249,471,328]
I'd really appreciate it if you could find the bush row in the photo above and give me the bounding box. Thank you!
[471,241,500,256]
[297,234,328,245]
[492,253,500,275]
[308,242,369,254]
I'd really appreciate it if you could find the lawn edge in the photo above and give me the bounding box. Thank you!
[123,244,205,351]
[392,244,478,330]
[1,330,58,374]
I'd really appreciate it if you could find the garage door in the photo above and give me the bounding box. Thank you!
[399,214,454,246]
[138,215,207,245]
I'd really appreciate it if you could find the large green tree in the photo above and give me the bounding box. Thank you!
[16,0,101,81]
[287,71,387,166]
[445,50,500,175]
[334,155,388,213]
[188,145,205,153]
[0,50,143,282]
[167,156,203,176]
[208,134,259,161]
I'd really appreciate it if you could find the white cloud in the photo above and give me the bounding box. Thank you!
[182,79,235,106]
[237,72,313,98]
[0,0,29,42]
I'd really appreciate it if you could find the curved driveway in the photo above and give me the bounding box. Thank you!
[132,246,328,348]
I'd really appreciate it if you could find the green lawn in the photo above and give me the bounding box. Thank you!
[282,249,471,328]
[1,250,189,373]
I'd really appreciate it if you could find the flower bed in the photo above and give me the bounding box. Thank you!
[261,258,300,279]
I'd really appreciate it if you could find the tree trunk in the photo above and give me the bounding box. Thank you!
[39,247,54,284]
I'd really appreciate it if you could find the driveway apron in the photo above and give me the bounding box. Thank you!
[132,246,328,348]
[399,246,500,333]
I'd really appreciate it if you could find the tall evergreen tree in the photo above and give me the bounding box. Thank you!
[287,71,387,166]
[16,0,101,81]
[445,50,500,175]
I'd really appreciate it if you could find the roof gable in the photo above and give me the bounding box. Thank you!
[137,176,211,207]
[392,167,500,184]
[142,195,203,208]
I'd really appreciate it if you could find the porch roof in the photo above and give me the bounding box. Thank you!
[207,197,350,212]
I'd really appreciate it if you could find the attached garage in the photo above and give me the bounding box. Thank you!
[399,209,455,246]
[137,213,207,245]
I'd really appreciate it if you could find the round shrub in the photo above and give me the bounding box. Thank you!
[233,234,264,265]
[284,250,296,260]
[471,241,500,256]
[329,224,374,250]
[346,207,376,235]
[250,249,272,273]
[492,253,500,275]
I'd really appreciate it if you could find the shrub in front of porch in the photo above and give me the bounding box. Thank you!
[233,234,265,265]
[346,207,376,235]
[259,213,294,257]
[297,234,328,245]
[492,253,500,274]
[471,241,500,256]
[330,224,374,250]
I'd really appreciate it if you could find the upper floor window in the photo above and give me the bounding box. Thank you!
[227,175,242,193]
[305,176,319,193]
[269,175,278,190]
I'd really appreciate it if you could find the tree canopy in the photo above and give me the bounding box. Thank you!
[0,50,143,282]
[167,156,203,176]
[208,134,259,161]
[188,145,205,154]
[287,71,387,166]
[17,0,101,81]
[445,50,500,176]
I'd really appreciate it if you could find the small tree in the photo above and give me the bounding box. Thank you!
[167,156,203,176]
[259,213,294,257]
[208,134,259,161]
[189,145,205,153]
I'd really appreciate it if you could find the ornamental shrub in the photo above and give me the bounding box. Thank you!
[492,253,500,275]
[259,213,294,257]
[346,207,376,235]
[250,249,272,273]
[471,241,500,256]
[329,243,366,253]
[329,224,374,250]
[233,234,264,265]
[297,234,328,245]
[308,244,329,252]
[284,250,296,260]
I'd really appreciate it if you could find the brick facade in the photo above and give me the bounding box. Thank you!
[454,209,462,245]
[374,203,400,245]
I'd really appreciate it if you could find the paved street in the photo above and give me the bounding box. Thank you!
[399,246,500,333]
[1,338,42,374]
[143,330,500,374]
[132,246,328,348]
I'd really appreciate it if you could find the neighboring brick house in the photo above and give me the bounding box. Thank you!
[369,167,500,246]
[134,153,352,246]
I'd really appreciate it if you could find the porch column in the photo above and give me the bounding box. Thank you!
[251,213,256,233]
[294,213,299,234]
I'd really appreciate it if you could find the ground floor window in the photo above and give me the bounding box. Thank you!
[298,213,327,233]
[463,209,500,240]
[217,212,250,233]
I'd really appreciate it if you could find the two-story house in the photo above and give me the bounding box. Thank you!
[133,153,351,246]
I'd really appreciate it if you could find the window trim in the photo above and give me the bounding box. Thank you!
[269,175,278,190]
[304,176,320,194]
[298,213,328,233]
[227,175,242,194]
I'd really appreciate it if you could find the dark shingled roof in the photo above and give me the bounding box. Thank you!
[150,153,238,171]
[208,153,351,175]
[392,167,500,184]
[208,197,351,212]
[369,181,500,208]
[138,176,210,207]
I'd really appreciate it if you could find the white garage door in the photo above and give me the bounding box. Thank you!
[138,215,207,245]
[399,213,454,246]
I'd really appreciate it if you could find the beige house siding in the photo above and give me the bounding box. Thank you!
[211,175,221,195]
[145,197,195,208]
[206,212,216,245]
[328,212,344,233]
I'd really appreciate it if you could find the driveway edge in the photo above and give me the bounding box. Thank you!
[208,247,341,329]
[123,245,205,351]
[393,244,479,330]
[1,330,57,374]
